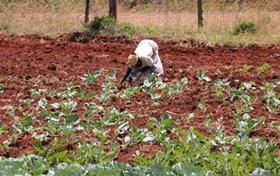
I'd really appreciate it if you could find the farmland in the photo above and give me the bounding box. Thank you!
[0,33,279,175]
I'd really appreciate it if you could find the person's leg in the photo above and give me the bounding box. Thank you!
[127,67,143,84]
[142,66,157,76]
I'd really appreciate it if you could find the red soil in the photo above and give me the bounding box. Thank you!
[0,33,279,163]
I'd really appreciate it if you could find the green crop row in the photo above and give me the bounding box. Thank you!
[0,69,279,175]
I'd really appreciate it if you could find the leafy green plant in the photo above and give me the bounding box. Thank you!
[84,102,104,118]
[238,64,253,72]
[230,82,256,112]
[117,22,136,35]
[197,69,211,82]
[185,112,195,121]
[211,79,230,99]
[257,63,271,73]
[37,98,48,108]
[240,81,256,90]
[262,89,280,114]
[48,84,81,99]
[85,16,117,35]
[1,69,280,176]
[233,21,257,35]
[0,124,7,135]
[198,99,207,111]
[75,141,118,165]
[270,123,280,136]
[81,70,101,85]
[98,77,117,102]
[30,88,47,97]
[0,83,3,93]
[235,113,264,138]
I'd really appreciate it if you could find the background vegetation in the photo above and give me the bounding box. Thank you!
[0,0,279,45]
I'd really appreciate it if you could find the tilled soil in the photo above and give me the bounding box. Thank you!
[0,33,279,162]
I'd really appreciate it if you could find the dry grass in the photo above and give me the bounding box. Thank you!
[119,11,280,33]
[0,1,279,45]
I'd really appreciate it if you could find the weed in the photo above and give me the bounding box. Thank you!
[0,24,11,32]
[117,22,136,35]
[238,64,253,72]
[81,71,101,85]
[197,69,211,82]
[257,63,271,73]
[233,21,257,35]
[85,16,117,35]
[0,83,3,93]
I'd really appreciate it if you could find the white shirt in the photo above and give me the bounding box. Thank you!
[134,40,164,76]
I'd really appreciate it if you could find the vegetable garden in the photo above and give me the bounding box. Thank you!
[0,33,279,175]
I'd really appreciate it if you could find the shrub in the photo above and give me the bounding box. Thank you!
[84,16,137,36]
[85,16,117,35]
[117,23,136,35]
[233,21,257,35]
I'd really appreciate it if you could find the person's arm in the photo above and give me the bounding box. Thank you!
[119,67,132,85]
[138,55,154,67]
[135,40,158,67]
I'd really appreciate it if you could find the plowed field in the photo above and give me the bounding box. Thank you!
[0,33,279,163]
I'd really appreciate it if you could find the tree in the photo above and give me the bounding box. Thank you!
[85,0,90,23]
[109,0,117,19]
[238,0,244,11]
[197,0,203,28]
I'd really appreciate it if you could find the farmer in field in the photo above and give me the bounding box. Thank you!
[120,39,164,85]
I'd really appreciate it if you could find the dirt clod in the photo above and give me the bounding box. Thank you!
[47,64,57,71]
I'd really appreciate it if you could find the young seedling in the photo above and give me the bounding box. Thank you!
[197,69,211,82]
[198,99,207,111]
[81,70,101,85]
[238,65,253,73]
[257,63,271,73]
[186,112,195,121]
[236,113,264,138]
[0,83,4,93]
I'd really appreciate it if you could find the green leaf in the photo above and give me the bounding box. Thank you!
[149,163,166,176]
[160,114,173,128]
[47,148,68,164]
[0,160,26,176]
[241,81,256,90]
[23,116,33,127]
[25,155,50,175]
[55,164,83,176]
[186,112,195,121]
[107,69,116,80]
[197,69,211,82]
[150,92,162,100]
[81,70,101,85]
[181,77,188,85]
[0,84,4,93]
[143,132,156,142]
[172,163,206,176]
[38,98,48,108]
[198,99,207,111]
[257,63,271,73]
[0,124,8,135]
[66,114,79,124]
[160,114,172,121]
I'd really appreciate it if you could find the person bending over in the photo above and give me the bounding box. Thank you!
[120,39,164,85]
